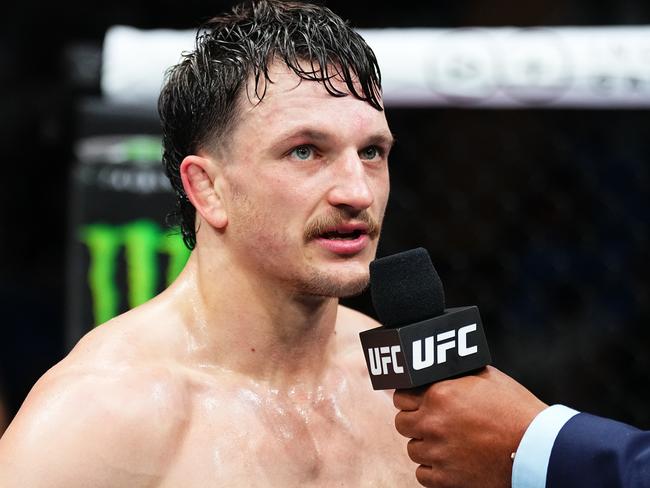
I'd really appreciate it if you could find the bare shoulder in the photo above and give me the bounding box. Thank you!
[0,319,190,488]
[335,305,380,372]
[336,304,381,334]
[335,305,398,404]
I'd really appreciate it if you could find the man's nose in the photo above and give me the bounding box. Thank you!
[326,152,375,210]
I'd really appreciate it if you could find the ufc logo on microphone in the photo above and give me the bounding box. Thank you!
[367,345,404,376]
[412,324,478,370]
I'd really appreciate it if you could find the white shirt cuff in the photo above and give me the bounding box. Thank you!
[511,404,580,488]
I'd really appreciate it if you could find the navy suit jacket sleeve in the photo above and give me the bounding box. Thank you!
[546,412,650,488]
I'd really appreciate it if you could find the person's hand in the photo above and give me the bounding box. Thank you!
[393,366,547,488]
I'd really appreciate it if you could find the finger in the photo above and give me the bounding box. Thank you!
[394,410,420,438]
[415,464,435,487]
[393,387,425,411]
[406,438,431,465]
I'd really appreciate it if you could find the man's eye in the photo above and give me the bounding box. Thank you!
[290,145,314,161]
[360,146,380,160]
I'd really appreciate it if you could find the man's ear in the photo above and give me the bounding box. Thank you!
[180,155,227,230]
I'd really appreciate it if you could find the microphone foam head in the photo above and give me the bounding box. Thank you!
[370,247,445,328]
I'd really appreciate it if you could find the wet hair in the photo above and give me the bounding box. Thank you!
[158,0,383,249]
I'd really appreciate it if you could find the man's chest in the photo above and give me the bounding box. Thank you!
[161,389,417,486]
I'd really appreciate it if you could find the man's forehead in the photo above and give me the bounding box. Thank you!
[217,60,390,155]
[241,60,377,109]
[238,67,382,133]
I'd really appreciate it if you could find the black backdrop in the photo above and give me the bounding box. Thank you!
[1,0,650,430]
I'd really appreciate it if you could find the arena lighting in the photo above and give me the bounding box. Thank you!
[102,25,650,108]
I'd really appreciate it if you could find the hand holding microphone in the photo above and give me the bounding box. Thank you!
[360,248,546,488]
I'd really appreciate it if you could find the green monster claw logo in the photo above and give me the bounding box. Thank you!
[79,219,190,326]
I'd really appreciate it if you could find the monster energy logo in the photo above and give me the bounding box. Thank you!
[79,220,190,326]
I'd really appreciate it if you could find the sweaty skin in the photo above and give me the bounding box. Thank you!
[0,65,418,487]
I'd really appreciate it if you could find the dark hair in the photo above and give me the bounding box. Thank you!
[158,0,383,249]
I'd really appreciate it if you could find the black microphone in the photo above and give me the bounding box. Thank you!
[359,248,492,390]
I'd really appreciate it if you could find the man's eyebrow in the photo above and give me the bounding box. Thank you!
[266,129,327,153]
[366,132,397,149]
[274,128,332,144]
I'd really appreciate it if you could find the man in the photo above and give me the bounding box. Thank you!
[0,1,418,486]
[394,366,650,488]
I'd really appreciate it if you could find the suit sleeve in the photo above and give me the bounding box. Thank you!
[512,405,579,488]
[546,412,650,488]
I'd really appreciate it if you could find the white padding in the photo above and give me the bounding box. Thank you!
[101,25,194,104]
[102,25,650,108]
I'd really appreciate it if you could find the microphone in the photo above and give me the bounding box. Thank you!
[359,248,492,390]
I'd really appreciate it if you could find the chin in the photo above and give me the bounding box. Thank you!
[297,267,370,298]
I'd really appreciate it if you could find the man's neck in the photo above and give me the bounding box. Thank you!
[168,252,341,389]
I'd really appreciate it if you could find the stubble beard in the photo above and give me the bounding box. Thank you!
[297,208,382,297]
[292,264,371,298]
[228,188,380,299]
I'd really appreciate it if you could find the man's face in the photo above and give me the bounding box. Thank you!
[218,62,392,298]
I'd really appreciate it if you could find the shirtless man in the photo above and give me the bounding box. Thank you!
[0,1,419,486]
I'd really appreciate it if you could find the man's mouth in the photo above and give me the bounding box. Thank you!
[320,229,365,240]
[313,224,371,255]
[304,210,380,244]
[318,224,369,241]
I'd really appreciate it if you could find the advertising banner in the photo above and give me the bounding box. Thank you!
[66,135,189,349]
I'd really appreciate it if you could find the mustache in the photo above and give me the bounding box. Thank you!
[304,209,381,242]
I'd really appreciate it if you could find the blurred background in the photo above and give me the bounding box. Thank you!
[1,0,650,437]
